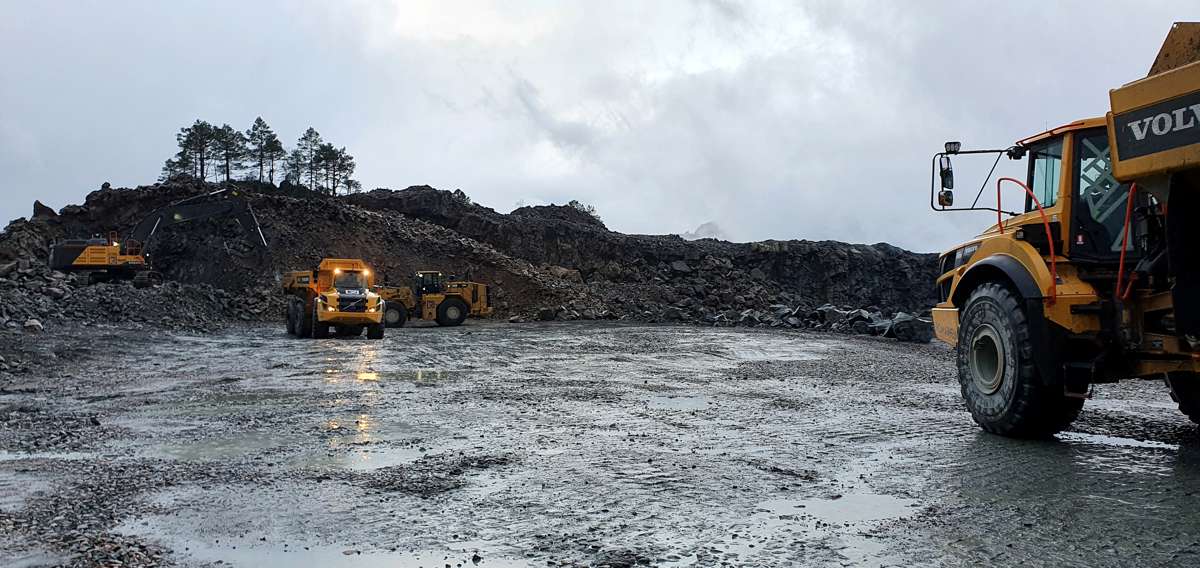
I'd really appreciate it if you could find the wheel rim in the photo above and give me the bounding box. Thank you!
[447,306,462,320]
[386,309,400,324]
[969,324,1004,394]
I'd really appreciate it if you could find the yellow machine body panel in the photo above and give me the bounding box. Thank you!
[1107,59,1200,180]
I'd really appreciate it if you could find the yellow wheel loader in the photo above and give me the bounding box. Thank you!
[374,270,492,328]
[48,188,268,287]
[930,23,1200,437]
[283,258,385,339]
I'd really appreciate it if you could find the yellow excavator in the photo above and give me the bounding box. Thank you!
[930,23,1200,437]
[47,189,268,287]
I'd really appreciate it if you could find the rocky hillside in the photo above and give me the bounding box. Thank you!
[348,186,938,316]
[0,180,939,329]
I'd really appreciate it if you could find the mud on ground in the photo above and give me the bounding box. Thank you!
[2,322,1199,567]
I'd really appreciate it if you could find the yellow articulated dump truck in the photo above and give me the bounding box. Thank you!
[282,258,385,339]
[929,23,1200,437]
[374,270,493,328]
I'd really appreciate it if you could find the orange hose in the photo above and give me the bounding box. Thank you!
[997,177,1057,304]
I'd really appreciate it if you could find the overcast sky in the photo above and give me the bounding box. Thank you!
[0,1,1192,251]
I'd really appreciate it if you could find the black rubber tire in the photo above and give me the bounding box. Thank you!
[436,298,469,327]
[286,303,296,336]
[367,323,384,340]
[384,303,407,328]
[312,305,329,339]
[1166,372,1200,424]
[295,300,313,338]
[957,282,1083,438]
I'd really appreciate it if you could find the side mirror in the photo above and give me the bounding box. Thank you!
[939,155,954,190]
[938,189,955,207]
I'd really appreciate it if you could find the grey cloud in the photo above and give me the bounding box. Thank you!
[0,1,1188,253]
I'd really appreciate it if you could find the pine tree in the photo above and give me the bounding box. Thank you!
[265,136,286,185]
[245,117,277,183]
[335,147,357,194]
[160,147,193,181]
[296,128,323,191]
[314,144,358,194]
[315,143,338,194]
[284,148,306,186]
[213,124,247,182]
[167,120,218,181]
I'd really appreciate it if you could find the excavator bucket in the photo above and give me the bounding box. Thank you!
[1148,22,1200,76]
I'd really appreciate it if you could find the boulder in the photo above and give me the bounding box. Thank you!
[22,319,43,334]
[670,260,692,274]
[32,200,58,220]
[891,312,934,343]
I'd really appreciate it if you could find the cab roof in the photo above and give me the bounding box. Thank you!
[1017,116,1106,146]
[317,258,372,271]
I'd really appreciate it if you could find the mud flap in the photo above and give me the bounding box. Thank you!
[1023,297,1062,388]
[1168,172,1200,340]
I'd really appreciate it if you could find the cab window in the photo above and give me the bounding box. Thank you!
[334,270,367,289]
[1026,137,1062,211]
[1072,129,1132,257]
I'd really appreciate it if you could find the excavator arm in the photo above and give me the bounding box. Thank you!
[123,189,268,255]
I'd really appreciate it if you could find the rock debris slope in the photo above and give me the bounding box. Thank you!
[0,180,939,333]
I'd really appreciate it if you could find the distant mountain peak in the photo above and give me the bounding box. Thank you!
[680,221,728,242]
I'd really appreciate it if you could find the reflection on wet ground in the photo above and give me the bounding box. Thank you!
[3,322,1200,567]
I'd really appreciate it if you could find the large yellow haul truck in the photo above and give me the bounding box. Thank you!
[928,23,1200,437]
[282,258,385,339]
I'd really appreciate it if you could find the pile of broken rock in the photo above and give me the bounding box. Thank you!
[716,303,934,343]
[0,257,282,334]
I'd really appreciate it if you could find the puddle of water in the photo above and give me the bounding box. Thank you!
[318,369,469,386]
[0,470,52,512]
[293,415,469,471]
[147,430,293,462]
[0,547,68,568]
[759,493,918,524]
[119,516,531,568]
[1058,432,1179,451]
[0,450,100,462]
[298,445,435,471]
[165,543,531,568]
[646,395,712,411]
[139,392,304,419]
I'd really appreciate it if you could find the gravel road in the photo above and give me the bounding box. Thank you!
[2,322,1199,567]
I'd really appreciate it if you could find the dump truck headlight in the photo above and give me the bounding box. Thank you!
[326,306,336,312]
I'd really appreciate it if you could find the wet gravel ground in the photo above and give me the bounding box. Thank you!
[2,321,1200,567]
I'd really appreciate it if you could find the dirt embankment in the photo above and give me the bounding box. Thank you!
[0,180,938,332]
